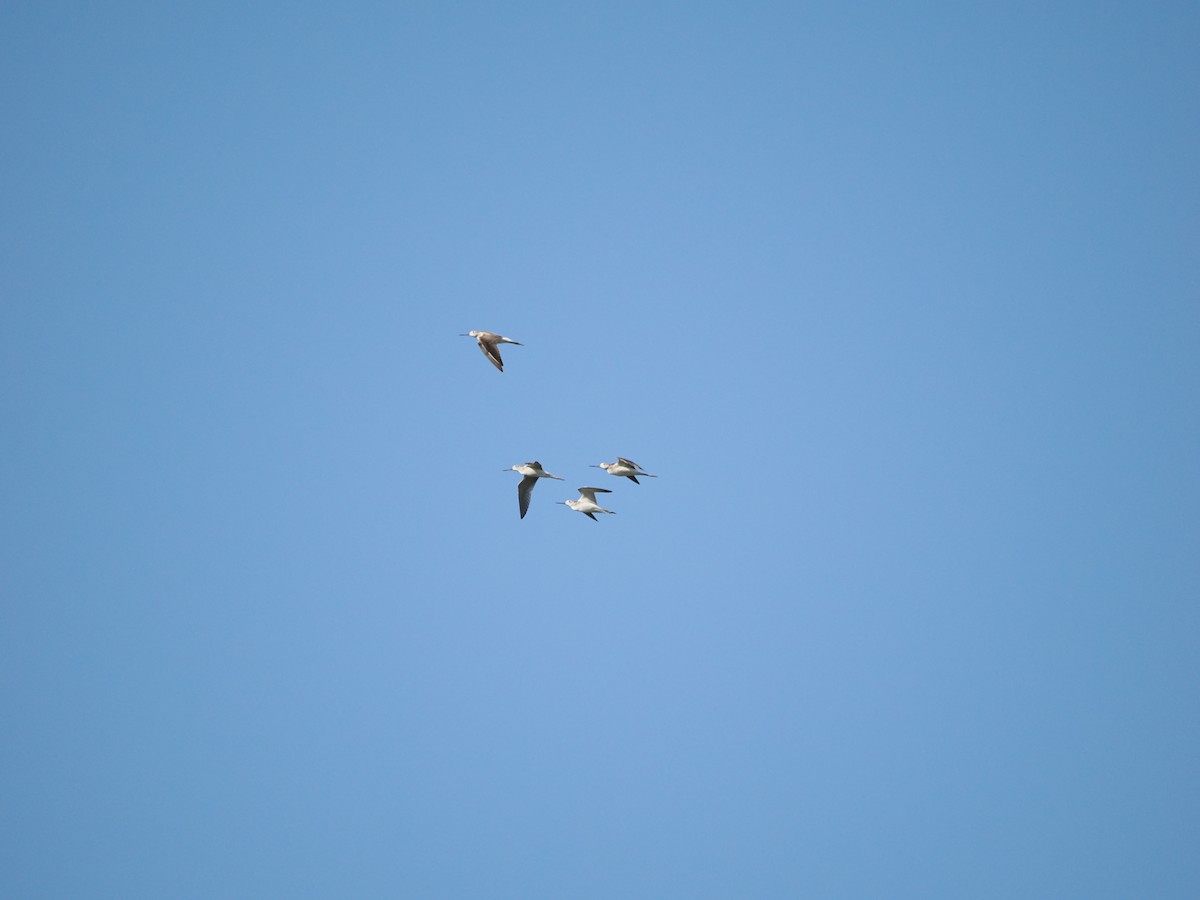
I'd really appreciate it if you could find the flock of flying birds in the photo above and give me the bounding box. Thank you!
[460,330,657,521]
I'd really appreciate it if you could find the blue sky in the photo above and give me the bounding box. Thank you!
[2,2,1198,897]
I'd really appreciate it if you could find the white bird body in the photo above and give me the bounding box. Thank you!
[558,486,616,521]
[592,457,657,484]
[505,461,564,518]
[461,330,523,371]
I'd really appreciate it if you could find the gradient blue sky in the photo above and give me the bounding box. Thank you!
[3,2,1198,897]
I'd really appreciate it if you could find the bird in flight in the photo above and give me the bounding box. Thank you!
[504,461,564,518]
[558,486,616,521]
[461,330,523,372]
[592,457,658,484]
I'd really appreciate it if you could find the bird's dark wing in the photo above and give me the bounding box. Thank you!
[479,339,504,371]
[518,475,536,518]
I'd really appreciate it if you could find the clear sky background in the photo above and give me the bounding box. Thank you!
[2,2,1198,897]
